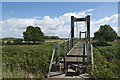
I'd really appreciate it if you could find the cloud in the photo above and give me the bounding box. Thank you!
[90,14,118,37]
[2,9,90,38]
[93,14,118,25]
[33,16,41,19]
[87,9,93,12]
[1,9,119,38]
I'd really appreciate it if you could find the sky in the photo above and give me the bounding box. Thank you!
[1,2,119,38]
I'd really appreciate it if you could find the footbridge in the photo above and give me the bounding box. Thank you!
[46,15,94,80]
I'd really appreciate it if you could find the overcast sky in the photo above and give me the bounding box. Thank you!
[1,2,119,38]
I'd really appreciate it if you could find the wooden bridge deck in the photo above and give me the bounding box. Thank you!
[47,41,90,80]
[66,41,85,62]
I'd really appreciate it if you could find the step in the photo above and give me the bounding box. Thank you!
[60,55,87,57]
[60,61,87,64]
[70,64,87,70]
[46,78,86,80]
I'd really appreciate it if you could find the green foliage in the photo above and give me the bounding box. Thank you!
[23,26,44,42]
[88,45,119,79]
[6,41,12,45]
[2,42,55,78]
[94,24,118,43]
[92,41,112,47]
[44,36,60,39]
[2,38,79,78]
[13,39,23,44]
[2,40,5,45]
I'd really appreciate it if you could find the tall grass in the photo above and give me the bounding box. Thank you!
[2,39,79,78]
[88,40,119,79]
[2,42,55,78]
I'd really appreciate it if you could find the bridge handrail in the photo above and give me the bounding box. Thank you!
[47,49,55,78]
[47,38,77,78]
[58,38,74,44]
[85,42,94,65]
[91,44,94,71]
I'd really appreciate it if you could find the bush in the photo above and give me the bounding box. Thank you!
[6,41,12,45]
[44,36,60,39]
[13,39,23,44]
[94,24,118,43]
[88,47,119,79]
[2,42,55,78]
[92,41,112,47]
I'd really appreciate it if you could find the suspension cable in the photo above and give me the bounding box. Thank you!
[76,22,79,38]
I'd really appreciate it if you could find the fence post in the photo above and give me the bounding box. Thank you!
[70,39,72,49]
[85,31,87,41]
[73,38,75,46]
[91,44,94,71]
[63,42,66,72]
[83,42,85,62]
[87,42,91,63]
[80,31,81,41]
[67,39,69,52]
[47,49,56,78]
[55,43,60,64]
[71,16,74,48]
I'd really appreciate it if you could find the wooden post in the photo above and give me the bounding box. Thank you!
[80,31,81,41]
[87,42,91,63]
[83,42,86,73]
[67,40,69,52]
[85,31,87,42]
[63,42,66,72]
[71,16,74,48]
[47,49,56,78]
[83,42,85,62]
[91,44,94,71]
[86,15,90,42]
[55,43,59,64]
[73,38,75,46]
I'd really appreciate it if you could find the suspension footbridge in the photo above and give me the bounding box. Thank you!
[45,15,94,80]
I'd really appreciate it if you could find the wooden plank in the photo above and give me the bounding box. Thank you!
[71,16,74,48]
[83,43,85,62]
[67,39,70,52]
[63,42,67,71]
[80,32,86,33]
[79,31,81,40]
[60,61,87,64]
[55,43,59,64]
[74,18,86,22]
[86,15,90,42]
[60,55,87,57]
[47,49,56,78]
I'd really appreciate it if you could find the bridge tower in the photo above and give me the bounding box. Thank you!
[71,15,90,47]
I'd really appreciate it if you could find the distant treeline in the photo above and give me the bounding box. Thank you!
[44,36,60,39]
[1,36,60,45]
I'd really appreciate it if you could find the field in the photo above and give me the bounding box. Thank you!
[2,39,66,78]
[88,40,120,79]
[1,38,120,79]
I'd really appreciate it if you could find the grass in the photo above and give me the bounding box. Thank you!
[45,39,66,42]
[88,39,120,79]
[2,43,54,78]
[2,39,62,78]
[2,39,78,78]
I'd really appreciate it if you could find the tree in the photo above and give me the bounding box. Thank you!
[23,26,44,43]
[94,24,118,43]
[13,39,23,44]
[44,36,60,39]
